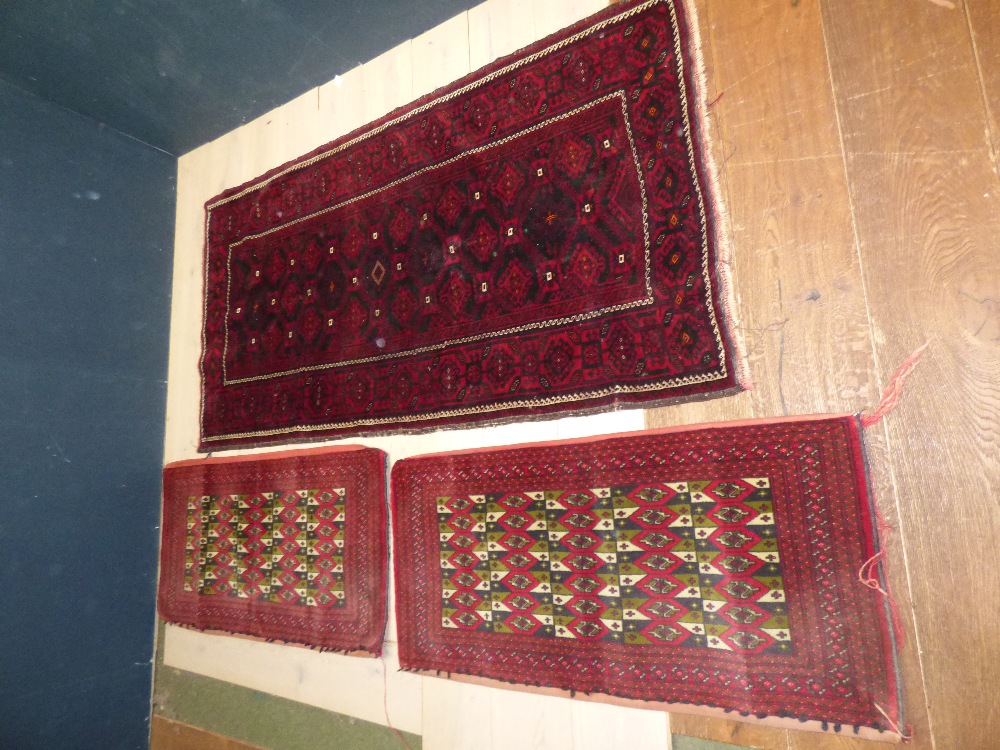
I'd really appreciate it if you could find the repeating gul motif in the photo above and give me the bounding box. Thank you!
[161,447,386,654]
[184,488,347,608]
[393,418,903,734]
[437,479,791,653]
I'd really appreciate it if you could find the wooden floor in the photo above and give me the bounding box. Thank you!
[653,0,1000,748]
[156,0,1000,749]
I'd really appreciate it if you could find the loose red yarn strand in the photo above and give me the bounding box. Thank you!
[857,345,928,655]
[859,506,907,648]
[859,342,929,428]
[381,652,415,750]
[858,346,927,741]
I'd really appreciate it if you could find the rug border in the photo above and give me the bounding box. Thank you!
[855,422,907,733]
[383,411,844,461]
[157,444,389,656]
[676,0,752,391]
[389,414,905,739]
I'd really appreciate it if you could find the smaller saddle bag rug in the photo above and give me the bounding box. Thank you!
[391,416,904,738]
[158,445,387,655]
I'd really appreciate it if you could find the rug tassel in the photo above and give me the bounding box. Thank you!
[859,342,929,428]
[874,702,913,743]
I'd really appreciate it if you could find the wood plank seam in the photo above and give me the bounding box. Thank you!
[962,4,1000,180]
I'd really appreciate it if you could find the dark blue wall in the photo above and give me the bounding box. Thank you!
[0,81,175,749]
[0,0,485,154]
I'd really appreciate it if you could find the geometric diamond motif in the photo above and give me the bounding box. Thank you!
[437,479,791,652]
[163,445,386,658]
[185,486,346,608]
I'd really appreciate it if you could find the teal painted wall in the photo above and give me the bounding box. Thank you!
[0,81,175,749]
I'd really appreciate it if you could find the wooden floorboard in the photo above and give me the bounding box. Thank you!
[649,0,878,438]
[663,0,1000,747]
[819,1,1000,749]
[156,1,1000,748]
[668,713,787,750]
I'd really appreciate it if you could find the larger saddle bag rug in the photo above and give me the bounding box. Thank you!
[199,0,745,449]
[158,446,387,655]
[391,416,904,740]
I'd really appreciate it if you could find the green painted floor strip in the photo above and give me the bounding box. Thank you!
[672,735,754,750]
[152,623,764,750]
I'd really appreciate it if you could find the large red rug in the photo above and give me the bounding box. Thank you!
[199,0,744,450]
[158,446,387,655]
[391,417,904,738]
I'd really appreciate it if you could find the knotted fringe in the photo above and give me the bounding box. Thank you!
[399,663,912,739]
[381,652,415,750]
[875,702,914,743]
[169,621,374,656]
[859,342,929,428]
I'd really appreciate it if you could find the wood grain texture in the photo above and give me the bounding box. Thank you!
[699,0,875,417]
[659,0,958,747]
[648,0,877,439]
[669,714,786,750]
[150,715,267,750]
[821,2,1000,749]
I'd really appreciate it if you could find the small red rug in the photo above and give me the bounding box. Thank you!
[158,446,387,655]
[391,416,904,737]
[199,0,744,450]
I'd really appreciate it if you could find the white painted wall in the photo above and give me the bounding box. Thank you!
[162,1,671,747]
